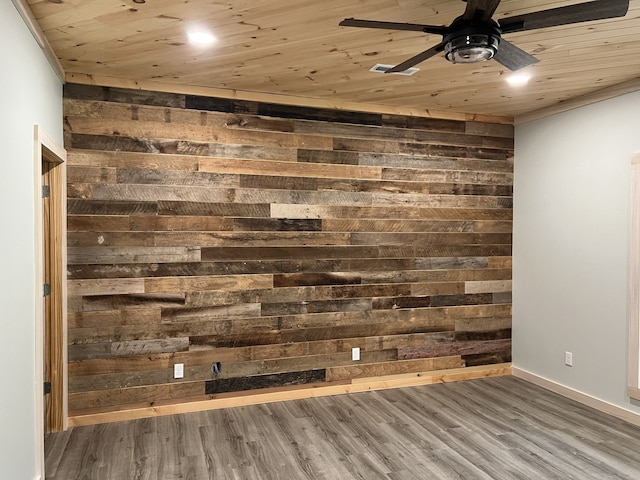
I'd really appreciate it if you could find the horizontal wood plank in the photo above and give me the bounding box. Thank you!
[326,356,463,381]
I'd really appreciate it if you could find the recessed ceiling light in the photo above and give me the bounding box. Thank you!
[506,73,531,87]
[188,31,217,46]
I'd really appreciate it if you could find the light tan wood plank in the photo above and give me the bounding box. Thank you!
[67,278,146,296]
[465,280,513,294]
[326,356,462,381]
[67,246,201,264]
[144,275,274,293]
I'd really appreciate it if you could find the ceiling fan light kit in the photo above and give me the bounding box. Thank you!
[444,34,498,64]
[443,21,501,64]
[340,0,630,73]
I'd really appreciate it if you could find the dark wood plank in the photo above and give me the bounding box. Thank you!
[260,298,371,316]
[372,293,495,310]
[274,272,362,287]
[201,246,379,261]
[382,114,466,133]
[67,199,158,215]
[297,149,359,165]
[157,201,270,217]
[257,103,382,126]
[334,137,511,160]
[205,369,326,395]
[64,84,186,108]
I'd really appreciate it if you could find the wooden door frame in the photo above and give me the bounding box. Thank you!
[630,153,640,401]
[34,125,67,478]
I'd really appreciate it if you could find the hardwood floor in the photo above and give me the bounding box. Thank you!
[45,376,640,479]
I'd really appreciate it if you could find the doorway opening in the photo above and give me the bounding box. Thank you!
[629,153,640,401]
[42,155,65,432]
[34,125,67,478]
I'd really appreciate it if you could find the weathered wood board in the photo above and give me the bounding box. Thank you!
[64,84,512,415]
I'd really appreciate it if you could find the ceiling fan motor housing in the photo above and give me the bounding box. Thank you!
[443,19,502,64]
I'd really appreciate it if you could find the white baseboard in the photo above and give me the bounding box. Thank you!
[512,367,640,427]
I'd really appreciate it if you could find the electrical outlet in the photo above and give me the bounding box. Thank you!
[352,347,360,361]
[174,363,184,379]
[564,351,573,367]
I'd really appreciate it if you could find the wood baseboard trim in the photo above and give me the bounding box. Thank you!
[628,386,640,402]
[68,363,511,427]
[512,367,640,427]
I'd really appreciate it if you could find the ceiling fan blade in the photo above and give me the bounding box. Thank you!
[386,42,446,73]
[339,18,448,35]
[462,0,502,22]
[500,0,629,34]
[493,39,539,71]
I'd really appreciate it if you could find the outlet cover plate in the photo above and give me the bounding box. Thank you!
[174,363,184,378]
[352,347,360,361]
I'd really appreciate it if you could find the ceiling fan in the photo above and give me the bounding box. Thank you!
[339,0,630,73]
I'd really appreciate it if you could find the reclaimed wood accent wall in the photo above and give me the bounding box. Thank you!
[64,83,513,416]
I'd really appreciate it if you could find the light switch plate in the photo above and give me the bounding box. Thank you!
[564,352,573,367]
[174,363,184,378]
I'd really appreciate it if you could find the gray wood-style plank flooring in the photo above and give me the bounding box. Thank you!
[45,376,640,479]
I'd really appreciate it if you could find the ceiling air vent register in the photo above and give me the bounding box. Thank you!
[370,64,420,76]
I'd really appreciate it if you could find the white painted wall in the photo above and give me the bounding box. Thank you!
[0,2,63,479]
[514,90,640,414]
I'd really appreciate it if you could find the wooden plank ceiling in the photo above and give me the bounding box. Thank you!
[27,0,640,119]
